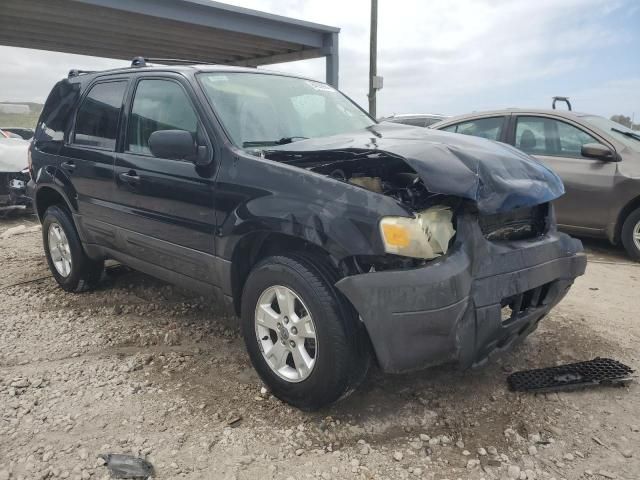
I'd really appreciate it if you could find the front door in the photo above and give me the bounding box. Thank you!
[512,115,617,234]
[112,76,218,285]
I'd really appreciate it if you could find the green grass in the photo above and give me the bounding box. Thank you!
[0,112,41,129]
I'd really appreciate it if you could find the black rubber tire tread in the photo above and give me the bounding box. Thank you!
[240,253,370,410]
[42,205,104,292]
[289,251,372,396]
[621,207,640,261]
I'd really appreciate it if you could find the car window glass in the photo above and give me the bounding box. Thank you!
[74,81,127,150]
[441,124,458,133]
[556,121,599,157]
[127,79,199,156]
[516,116,600,158]
[399,118,426,127]
[449,117,504,140]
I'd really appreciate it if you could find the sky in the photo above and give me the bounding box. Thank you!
[1,0,639,120]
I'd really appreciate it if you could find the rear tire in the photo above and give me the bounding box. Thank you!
[621,207,640,261]
[42,205,104,292]
[240,253,370,410]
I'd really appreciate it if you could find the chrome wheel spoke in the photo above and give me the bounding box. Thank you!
[265,341,290,370]
[256,303,280,330]
[274,286,296,318]
[295,314,316,338]
[291,343,314,377]
[634,222,640,250]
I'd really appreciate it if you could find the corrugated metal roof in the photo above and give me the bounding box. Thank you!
[0,0,340,81]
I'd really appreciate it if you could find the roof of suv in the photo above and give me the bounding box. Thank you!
[66,63,317,85]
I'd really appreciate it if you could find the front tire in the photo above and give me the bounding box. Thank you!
[240,254,370,410]
[621,207,640,261]
[42,205,104,292]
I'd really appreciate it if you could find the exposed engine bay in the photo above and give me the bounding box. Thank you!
[264,150,459,265]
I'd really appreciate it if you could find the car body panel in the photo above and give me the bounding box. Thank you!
[29,66,586,373]
[432,109,640,243]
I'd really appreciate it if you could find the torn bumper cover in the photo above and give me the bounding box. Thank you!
[336,214,586,373]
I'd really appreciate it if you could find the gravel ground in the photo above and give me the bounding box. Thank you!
[1,214,639,480]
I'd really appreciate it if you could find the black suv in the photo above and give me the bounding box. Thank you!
[29,60,586,410]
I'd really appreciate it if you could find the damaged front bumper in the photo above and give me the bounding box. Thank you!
[0,169,32,212]
[336,213,586,373]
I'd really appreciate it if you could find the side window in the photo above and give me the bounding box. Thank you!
[515,117,548,155]
[399,118,427,127]
[74,81,127,150]
[515,116,600,158]
[127,79,199,156]
[445,117,504,141]
[557,121,599,157]
[441,124,458,133]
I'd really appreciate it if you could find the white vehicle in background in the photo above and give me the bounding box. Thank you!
[0,129,32,215]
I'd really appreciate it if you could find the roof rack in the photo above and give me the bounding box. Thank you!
[68,69,97,78]
[131,56,202,67]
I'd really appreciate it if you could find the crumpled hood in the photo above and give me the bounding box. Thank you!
[266,123,564,213]
[0,138,29,172]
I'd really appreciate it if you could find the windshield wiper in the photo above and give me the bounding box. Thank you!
[243,136,309,148]
[612,127,640,141]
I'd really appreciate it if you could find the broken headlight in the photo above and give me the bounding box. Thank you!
[379,206,455,260]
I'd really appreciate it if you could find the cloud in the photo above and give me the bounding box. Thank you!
[0,0,637,119]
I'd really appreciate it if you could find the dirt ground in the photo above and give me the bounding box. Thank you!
[1,214,638,480]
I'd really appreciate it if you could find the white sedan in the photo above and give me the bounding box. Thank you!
[0,129,32,214]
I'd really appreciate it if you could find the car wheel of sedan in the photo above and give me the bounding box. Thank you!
[240,253,370,410]
[42,205,104,292]
[621,207,640,262]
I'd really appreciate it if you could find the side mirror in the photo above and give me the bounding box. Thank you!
[148,130,197,161]
[581,143,615,161]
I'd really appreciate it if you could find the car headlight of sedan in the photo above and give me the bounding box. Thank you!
[380,205,455,260]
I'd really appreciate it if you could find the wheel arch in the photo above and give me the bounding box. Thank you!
[229,231,337,317]
[35,185,74,221]
[613,195,640,244]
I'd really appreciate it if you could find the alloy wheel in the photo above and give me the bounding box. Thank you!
[48,222,72,277]
[254,285,317,382]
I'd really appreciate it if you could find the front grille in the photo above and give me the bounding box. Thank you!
[479,204,548,241]
[507,358,634,393]
[500,282,551,324]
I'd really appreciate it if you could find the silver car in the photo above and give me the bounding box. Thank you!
[431,110,640,260]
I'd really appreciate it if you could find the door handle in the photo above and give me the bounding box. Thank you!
[118,171,140,185]
[61,161,76,172]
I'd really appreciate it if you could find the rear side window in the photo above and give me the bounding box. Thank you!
[74,81,127,150]
[35,79,81,143]
[442,117,505,141]
[127,79,199,155]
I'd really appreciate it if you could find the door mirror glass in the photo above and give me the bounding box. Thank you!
[148,130,197,160]
[581,143,614,161]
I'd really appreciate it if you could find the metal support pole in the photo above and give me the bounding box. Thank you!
[324,32,339,88]
[368,0,378,118]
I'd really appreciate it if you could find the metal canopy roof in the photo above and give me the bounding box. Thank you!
[0,0,340,86]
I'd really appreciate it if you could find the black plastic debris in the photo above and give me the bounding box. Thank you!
[507,357,634,393]
[98,454,154,479]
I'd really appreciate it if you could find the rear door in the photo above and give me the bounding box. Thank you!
[112,74,218,284]
[511,115,617,233]
[60,79,128,235]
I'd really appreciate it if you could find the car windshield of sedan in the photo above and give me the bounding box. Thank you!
[582,115,640,153]
[198,72,375,149]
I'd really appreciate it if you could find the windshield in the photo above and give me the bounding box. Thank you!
[198,72,375,149]
[581,115,640,153]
